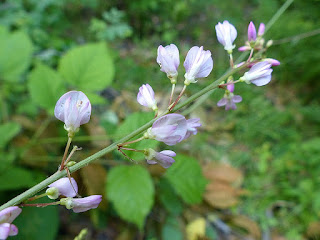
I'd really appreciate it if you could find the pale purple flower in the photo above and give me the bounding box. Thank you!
[184,46,213,84]
[241,61,273,86]
[145,149,176,168]
[47,177,78,199]
[61,195,102,213]
[217,94,242,110]
[258,23,265,36]
[264,58,280,66]
[137,84,157,111]
[54,91,91,136]
[145,113,187,145]
[238,46,251,52]
[157,44,180,82]
[248,21,257,42]
[215,20,237,52]
[0,207,21,240]
[183,118,201,140]
[227,83,234,93]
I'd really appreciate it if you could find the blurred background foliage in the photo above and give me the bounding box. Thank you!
[0,0,320,239]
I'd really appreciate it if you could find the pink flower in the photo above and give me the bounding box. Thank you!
[0,207,22,240]
[215,20,237,52]
[248,21,257,42]
[241,61,273,86]
[217,94,242,110]
[157,44,180,82]
[145,149,176,168]
[47,177,78,199]
[184,46,213,84]
[264,58,280,66]
[183,118,201,140]
[137,84,157,111]
[61,195,102,213]
[54,91,91,136]
[258,23,265,36]
[145,114,187,146]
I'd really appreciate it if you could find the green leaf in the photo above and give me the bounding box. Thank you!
[165,155,207,204]
[27,63,66,113]
[0,122,21,148]
[115,112,158,160]
[12,198,59,240]
[162,216,183,240]
[158,179,183,215]
[106,165,154,229]
[0,29,33,82]
[0,167,37,190]
[58,42,114,91]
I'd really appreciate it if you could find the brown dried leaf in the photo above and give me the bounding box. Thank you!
[307,221,320,238]
[231,215,261,239]
[80,164,107,209]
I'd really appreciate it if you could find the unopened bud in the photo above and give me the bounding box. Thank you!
[266,40,273,48]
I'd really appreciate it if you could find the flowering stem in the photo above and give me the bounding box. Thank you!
[229,54,234,68]
[118,136,146,147]
[24,193,48,203]
[19,201,61,208]
[247,49,254,62]
[169,85,187,111]
[60,137,72,171]
[168,83,176,106]
[121,148,144,152]
[64,146,81,166]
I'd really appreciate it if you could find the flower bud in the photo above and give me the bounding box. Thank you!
[54,91,91,137]
[60,195,102,213]
[238,46,251,52]
[47,177,78,199]
[137,84,158,111]
[145,149,176,168]
[240,61,273,86]
[215,20,237,53]
[264,58,280,66]
[157,44,180,83]
[145,113,187,146]
[266,40,273,48]
[248,21,257,42]
[258,23,265,36]
[184,46,213,85]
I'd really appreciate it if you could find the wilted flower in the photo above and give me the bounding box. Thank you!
[145,149,176,168]
[61,195,102,213]
[46,177,78,199]
[217,83,242,110]
[215,20,237,53]
[0,207,22,240]
[157,44,180,83]
[248,21,257,42]
[240,61,273,86]
[54,91,91,137]
[258,23,265,36]
[137,84,158,111]
[183,118,202,140]
[145,113,187,146]
[184,46,213,85]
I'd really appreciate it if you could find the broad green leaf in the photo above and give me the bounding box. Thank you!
[12,198,59,240]
[106,165,154,229]
[0,167,37,190]
[0,30,33,82]
[27,63,66,113]
[0,122,21,148]
[158,179,183,215]
[58,42,114,91]
[114,112,158,160]
[165,155,208,204]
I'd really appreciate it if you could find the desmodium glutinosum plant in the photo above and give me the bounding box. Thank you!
[0,0,295,236]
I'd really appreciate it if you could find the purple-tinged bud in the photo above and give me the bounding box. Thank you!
[217,93,242,111]
[0,207,21,240]
[248,21,257,42]
[264,58,280,66]
[145,149,176,168]
[234,62,245,68]
[54,91,91,137]
[61,195,102,213]
[184,46,213,85]
[47,177,78,199]
[227,83,235,93]
[145,113,187,146]
[183,118,202,140]
[238,46,251,52]
[157,44,180,83]
[258,23,265,36]
[137,84,158,111]
[240,61,273,86]
[215,20,237,53]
